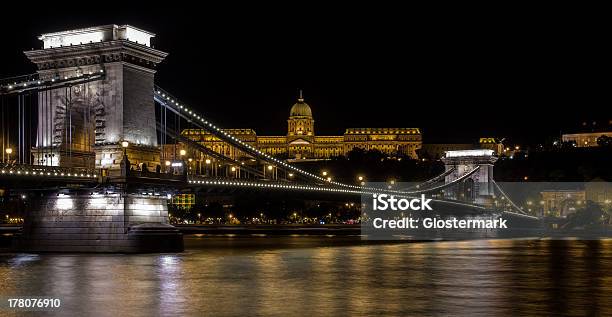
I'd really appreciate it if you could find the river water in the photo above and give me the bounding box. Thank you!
[1,236,611,316]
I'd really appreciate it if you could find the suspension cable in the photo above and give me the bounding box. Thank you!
[399,167,455,191]
[490,177,526,214]
[69,86,72,160]
[18,94,21,164]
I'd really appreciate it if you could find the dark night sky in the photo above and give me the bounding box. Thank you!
[0,6,608,144]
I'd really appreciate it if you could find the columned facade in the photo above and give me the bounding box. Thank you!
[185,92,422,160]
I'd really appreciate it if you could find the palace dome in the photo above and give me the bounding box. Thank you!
[290,91,312,117]
[290,99,312,117]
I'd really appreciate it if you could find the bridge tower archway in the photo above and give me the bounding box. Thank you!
[441,149,498,206]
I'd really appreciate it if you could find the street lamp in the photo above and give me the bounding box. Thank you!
[322,171,328,176]
[358,175,364,181]
[267,165,273,171]
[121,141,129,156]
[205,158,212,176]
[165,160,171,166]
[179,149,186,156]
[5,148,12,162]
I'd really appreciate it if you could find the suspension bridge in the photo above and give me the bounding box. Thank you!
[0,24,539,252]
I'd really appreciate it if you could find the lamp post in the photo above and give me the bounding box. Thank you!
[178,149,187,175]
[120,141,129,176]
[266,165,275,180]
[5,148,12,163]
[121,141,129,156]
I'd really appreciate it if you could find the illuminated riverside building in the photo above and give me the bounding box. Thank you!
[181,92,422,160]
[479,138,504,154]
[540,190,586,217]
[562,131,612,147]
[170,194,195,210]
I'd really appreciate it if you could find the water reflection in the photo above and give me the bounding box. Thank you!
[0,237,611,316]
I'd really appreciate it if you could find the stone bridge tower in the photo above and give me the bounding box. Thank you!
[441,149,498,205]
[25,25,167,171]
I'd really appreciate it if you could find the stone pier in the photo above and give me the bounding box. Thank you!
[14,191,183,253]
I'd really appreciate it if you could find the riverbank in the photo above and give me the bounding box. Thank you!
[176,224,361,235]
[0,224,362,236]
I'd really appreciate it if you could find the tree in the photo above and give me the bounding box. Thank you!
[597,135,612,147]
[346,147,366,161]
[564,201,606,229]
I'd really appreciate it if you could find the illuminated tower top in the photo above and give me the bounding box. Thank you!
[25,24,167,169]
[38,24,155,49]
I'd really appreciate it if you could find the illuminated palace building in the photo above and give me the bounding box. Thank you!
[180,92,422,161]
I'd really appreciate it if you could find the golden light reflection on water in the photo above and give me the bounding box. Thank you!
[0,237,611,316]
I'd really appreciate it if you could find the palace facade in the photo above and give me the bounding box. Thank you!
[182,93,422,160]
